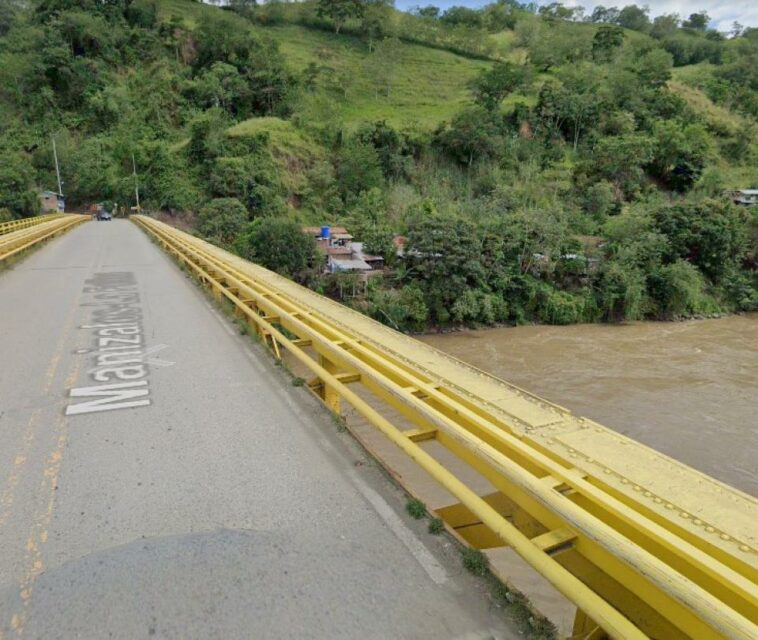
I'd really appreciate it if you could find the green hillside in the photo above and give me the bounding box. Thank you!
[158,1,491,128]
[0,0,756,330]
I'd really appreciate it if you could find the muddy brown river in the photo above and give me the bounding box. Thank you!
[420,314,758,497]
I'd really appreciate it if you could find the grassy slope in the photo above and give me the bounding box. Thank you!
[671,64,758,188]
[160,0,490,130]
[227,117,322,158]
[269,23,489,128]
[158,1,755,192]
[227,116,325,197]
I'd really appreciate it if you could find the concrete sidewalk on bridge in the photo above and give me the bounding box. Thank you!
[0,220,521,639]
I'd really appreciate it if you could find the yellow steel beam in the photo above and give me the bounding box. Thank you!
[0,214,64,236]
[132,215,758,640]
[0,215,88,263]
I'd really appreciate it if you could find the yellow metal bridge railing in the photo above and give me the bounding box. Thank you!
[133,215,757,640]
[0,213,64,236]
[0,215,88,263]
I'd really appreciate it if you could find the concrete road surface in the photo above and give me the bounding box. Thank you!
[0,220,520,639]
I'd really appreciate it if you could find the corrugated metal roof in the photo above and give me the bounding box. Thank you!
[303,226,349,235]
[330,257,372,271]
[325,246,352,255]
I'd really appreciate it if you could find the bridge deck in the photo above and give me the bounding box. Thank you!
[131,217,756,640]
[0,220,520,639]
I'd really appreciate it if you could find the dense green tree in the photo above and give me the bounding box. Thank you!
[451,288,508,325]
[683,12,709,31]
[197,197,248,245]
[440,6,482,28]
[193,13,292,114]
[302,161,341,215]
[583,181,617,218]
[650,121,710,191]
[336,141,384,202]
[482,2,517,31]
[616,5,650,32]
[228,0,257,13]
[595,260,645,321]
[649,260,712,318]
[555,64,603,150]
[539,3,582,21]
[361,222,396,264]
[652,200,750,282]
[189,62,247,114]
[661,33,723,66]
[581,135,654,198]
[316,0,365,35]
[528,23,592,71]
[126,0,158,28]
[346,186,386,228]
[592,26,624,63]
[194,13,255,69]
[0,153,38,217]
[470,61,530,111]
[360,0,393,51]
[356,121,414,179]
[632,47,673,88]
[589,6,620,24]
[650,14,679,39]
[209,154,285,216]
[415,6,439,19]
[404,215,486,325]
[715,53,758,116]
[602,213,671,291]
[35,0,132,24]
[368,283,428,331]
[0,2,18,36]
[187,108,231,169]
[60,136,121,203]
[499,207,570,274]
[435,107,500,166]
[138,143,200,212]
[534,286,587,325]
[235,218,318,280]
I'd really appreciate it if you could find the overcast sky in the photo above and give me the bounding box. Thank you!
[394,1,758,30]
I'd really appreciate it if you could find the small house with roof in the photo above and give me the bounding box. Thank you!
[303,225,384,274]
[731,189,758,206]
[39,191,64,213]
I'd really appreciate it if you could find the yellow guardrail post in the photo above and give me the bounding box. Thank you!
[317,354,342,415]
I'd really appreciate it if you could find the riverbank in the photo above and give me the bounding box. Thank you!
[420,313,758,496]
[416,309,740,337]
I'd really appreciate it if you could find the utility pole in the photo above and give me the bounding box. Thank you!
[132,154,141,212]
[52,137,63,197]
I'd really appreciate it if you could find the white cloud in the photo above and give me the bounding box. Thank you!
[555,1,757,30]
[396,1,758,29]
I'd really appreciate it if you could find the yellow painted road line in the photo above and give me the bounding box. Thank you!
[9,359,81,638]
[0,280,85,530]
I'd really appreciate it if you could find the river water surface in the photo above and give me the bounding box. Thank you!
[420,314,758,497]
